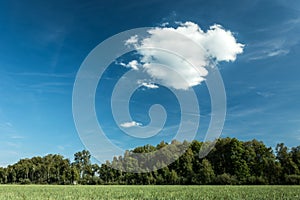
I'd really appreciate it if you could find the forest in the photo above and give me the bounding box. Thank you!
[0,137,299,185]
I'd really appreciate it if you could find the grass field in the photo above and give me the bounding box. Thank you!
[0,185,299,200]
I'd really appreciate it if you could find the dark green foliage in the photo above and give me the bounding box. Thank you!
[214,173,238,185]
[0,138,299,185]
[285,174,300,184]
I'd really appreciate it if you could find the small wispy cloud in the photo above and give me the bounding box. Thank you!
[10,135,25,139]
[29,81,72,87]
[120,121,142,128]
[248,86,256,90]
[10,72,74,78]
[247,48,290,61]
[227,107,266,118]
[141,82,159,89]
[0,121,25,140]
[267,49,289,57]
[57,145,65,151]
[244,15,300,61]
[256,91,275,98]
[117,60,140,70]
[0,122,15,133]
[17,80,73,95]
[5,142,21,148]
[3,122,12,127]
[137,80,159,89]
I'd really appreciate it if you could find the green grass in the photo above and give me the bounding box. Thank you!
[0,185,299,200]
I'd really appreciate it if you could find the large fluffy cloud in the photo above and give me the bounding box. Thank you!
[123,21,244,90]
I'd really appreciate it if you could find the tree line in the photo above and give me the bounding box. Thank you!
[0,137,299,185]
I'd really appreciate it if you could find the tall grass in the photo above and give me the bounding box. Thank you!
[0,185,299,200]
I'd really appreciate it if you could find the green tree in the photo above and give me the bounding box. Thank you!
[199,159,215,184]
[229,138,250,183]
[0,167,7,183]
[276,143,299,183]
[74,150,92,181]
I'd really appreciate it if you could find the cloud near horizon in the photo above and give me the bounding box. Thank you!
[123,21,244,90]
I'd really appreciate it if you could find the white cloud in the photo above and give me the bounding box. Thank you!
[161,22,169,27]
[202,24,244,61]
[120,121,142,128]
[125,21,244,90]
[137,80,159,89]
[125,35,138,46]
[118,60,139,70]
[267,49,289,57]
[247,49,290,61]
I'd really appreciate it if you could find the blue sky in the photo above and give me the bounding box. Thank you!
[0,0,300,166]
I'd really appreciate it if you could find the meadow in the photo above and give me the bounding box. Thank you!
[0,185,299,200]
